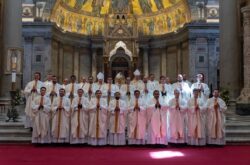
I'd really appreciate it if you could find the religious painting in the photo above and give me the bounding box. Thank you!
[5,48,23,74]
[139,0,152,13]
[154,0,164,10]
[73,0,87,10]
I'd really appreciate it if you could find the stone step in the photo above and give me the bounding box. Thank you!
[226,123,250,130]
[0,122,25,129]
[226,131,250,139]
[0,137,31,143]
[226,137,250,143]
[0,129,31,137]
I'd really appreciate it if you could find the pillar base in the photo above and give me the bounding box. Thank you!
[236,103,250,115]
[236,88,250,115]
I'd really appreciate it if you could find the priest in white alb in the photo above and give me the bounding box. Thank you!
[93,72,108,97]
[146,90,168,145]
[108,91,127,145]
[158,75,173,105]
[70,89,89,144]
[24,72,44,128]
[83,76,94,101]
[187,89,207,146]
[65,75,79,104]
[31,87,51,143]
[141,76,151,102]
[127,90,147,145]
[168,89,187,144]
[172,74,191,101]
[191,74,210,102]
[206,89,227,145]
[78,76,87,89]
[114,73,127,100]
[47,75,60,104]
[148,74,159,99]
[51,88,71,143]
[131,69,144,92]
[88,90,108,146]
[106,76,118,106]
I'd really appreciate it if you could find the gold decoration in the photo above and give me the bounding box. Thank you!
[51,0,191,36]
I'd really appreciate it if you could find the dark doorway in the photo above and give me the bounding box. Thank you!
[111,56,129,79]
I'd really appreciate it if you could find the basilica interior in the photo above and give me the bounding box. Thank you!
[0,0,250,143]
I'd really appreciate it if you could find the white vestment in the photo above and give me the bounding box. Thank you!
[88,98,108,146]
[191,82,210,102]
[108,99,127,145]
[65,83,79,103]
[146,98,168,145]
[46,83,61,104]
[51,97,71,143]
[127,98,147,145]
[141,82,152,103]
[70,96,89,144]
[131,80,144,93]
[187,97,207,146]
[148,80,159,97]
[206,97,227,145]
[172,82,191,100]
[83,83,94,100]
[31,95,51,143]
[24,80,44,128]
[168,97,187,143]
[158,83,174,105]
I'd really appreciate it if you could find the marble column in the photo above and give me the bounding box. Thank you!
[161,47,167,76]
[92,48,97,80]
[143,47,149,76]
[219,0,241,99]
[58,43,64,82]
[73,47,80,79]
[236,5,250,115]
[1,0,22,96]
[23,37,33,86]
[177,43,183,74]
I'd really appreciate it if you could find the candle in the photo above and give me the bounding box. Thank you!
[11,72,16,83]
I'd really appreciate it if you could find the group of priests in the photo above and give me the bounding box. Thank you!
[24,69,227,146]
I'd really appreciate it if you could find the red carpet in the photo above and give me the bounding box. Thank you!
[0,145,249,165]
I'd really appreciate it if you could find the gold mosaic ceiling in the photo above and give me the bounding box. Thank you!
[51,0,191,35]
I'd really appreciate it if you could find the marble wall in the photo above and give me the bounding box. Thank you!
[143,23,219,89]
[22,22,219,91]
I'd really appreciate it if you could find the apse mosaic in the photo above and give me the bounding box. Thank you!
[50,0,190,36]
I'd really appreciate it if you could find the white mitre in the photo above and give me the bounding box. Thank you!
[97,72,104,80]
[116,72,123,79]
[134,69,141,76]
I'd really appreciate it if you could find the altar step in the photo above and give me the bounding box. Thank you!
[225,108,250,143]
[0,122,31,143]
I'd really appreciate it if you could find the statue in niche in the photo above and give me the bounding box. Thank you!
[76,17,83,32]
[154,0,164,10]
[74,0,87,10]
[112,0,128,12]
[139,0,152,13]
[91,0,105,15]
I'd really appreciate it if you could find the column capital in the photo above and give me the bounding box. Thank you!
[241,5,250,14]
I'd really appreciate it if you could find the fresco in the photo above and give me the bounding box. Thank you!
[51,0,190,36]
